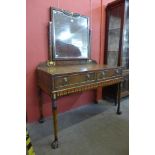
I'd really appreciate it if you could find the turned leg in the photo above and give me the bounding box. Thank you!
[51,95,59,149]
[116,83,122,115]
[38,88,44,123]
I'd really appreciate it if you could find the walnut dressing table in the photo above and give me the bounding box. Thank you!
[37,60,123,148]
[36,7,123,149]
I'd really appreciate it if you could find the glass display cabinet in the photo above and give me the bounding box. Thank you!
[103,0,129,99]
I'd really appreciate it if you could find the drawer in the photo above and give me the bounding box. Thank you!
[54,72,95,89]
[97,68,122,80]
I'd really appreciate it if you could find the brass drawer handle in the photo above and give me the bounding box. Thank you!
[99,71,105,79]
[115,69,120,74]
[102,71,105,76]
[86,74,90,81]
[63,77,68,85]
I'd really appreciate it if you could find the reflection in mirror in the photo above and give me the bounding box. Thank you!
[51,8,90,60]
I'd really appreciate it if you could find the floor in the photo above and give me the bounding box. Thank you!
[27,98,129,155]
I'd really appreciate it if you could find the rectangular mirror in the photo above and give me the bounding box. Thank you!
[50,7,90,60]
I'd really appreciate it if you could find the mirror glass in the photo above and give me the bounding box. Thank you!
[51,8,90,60]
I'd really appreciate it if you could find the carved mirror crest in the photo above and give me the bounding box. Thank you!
[49,7,90,60]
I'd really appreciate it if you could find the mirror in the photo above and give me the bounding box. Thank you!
[50,7,90,60]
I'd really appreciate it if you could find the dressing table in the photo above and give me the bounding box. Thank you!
[37,7,123,149]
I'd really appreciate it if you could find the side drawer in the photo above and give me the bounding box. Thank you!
[97,68,122,80]
[54,72,96,89]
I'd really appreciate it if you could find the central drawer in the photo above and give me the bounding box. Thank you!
[54,72,95,89]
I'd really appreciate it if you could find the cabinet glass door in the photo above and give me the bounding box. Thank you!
[122,0,129,69]
[107,5,123,66]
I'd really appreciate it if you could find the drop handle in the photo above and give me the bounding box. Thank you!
[100,71,105,78]
[86,74,90,81]
[116,69,120,74]
[63,77,68,85]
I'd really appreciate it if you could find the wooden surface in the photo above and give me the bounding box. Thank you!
[36,60,123,149]
[37,62,122,75]
[37,61,123,97]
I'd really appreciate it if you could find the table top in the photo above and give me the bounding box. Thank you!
[37,62,122,75]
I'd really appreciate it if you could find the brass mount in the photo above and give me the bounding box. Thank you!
[47,60,56,67]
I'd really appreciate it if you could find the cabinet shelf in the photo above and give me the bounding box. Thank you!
[109,27,121,31]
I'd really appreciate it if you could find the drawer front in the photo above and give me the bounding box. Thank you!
[97,68,122,80]
[54,72,95,89]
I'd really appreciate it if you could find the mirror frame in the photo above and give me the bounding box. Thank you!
[49,7,91,61]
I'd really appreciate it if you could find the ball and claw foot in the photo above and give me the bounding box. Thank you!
[38,117,44,123]
[51,139,58,149]
[117,111,122,115]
